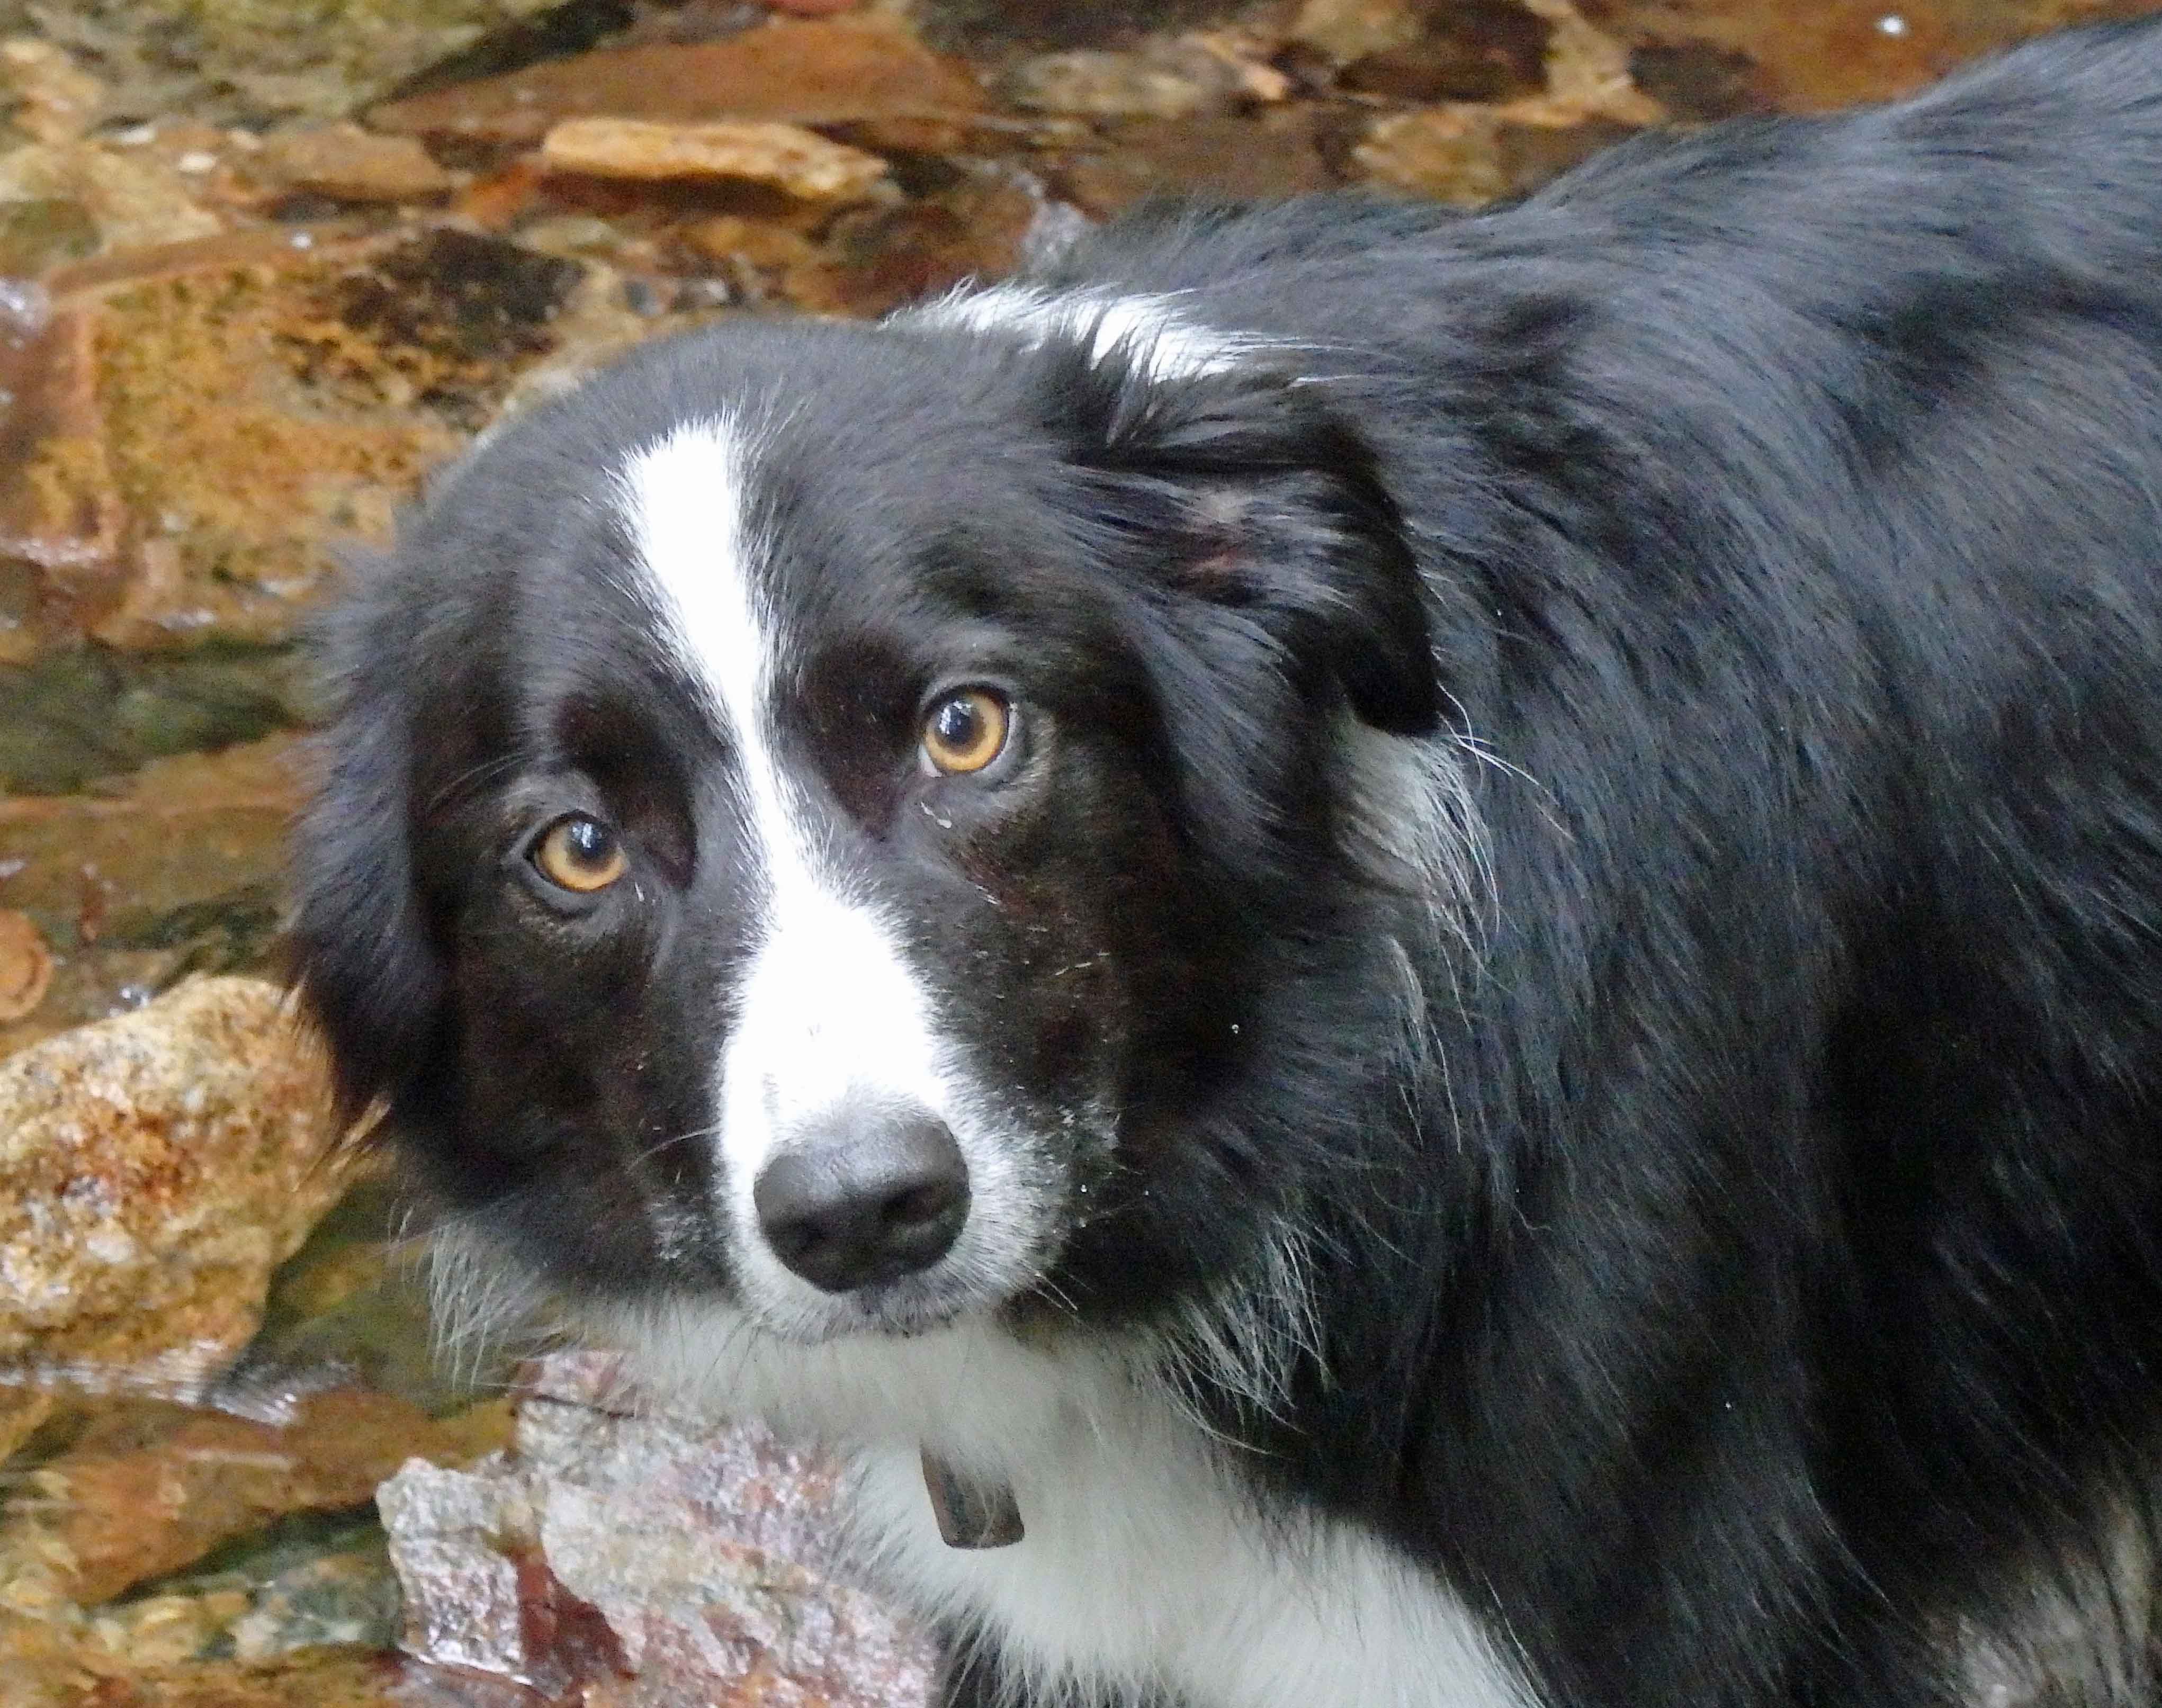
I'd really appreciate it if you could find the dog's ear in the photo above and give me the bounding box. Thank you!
[1041,338,1439,738]
[288,548,449,1121]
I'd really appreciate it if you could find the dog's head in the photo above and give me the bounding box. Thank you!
[292,301,1445,1350]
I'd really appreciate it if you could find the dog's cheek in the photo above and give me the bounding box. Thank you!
[937,764,1193,1129]
[447,902,659,1146]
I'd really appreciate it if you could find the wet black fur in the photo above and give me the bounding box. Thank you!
[296,18,2162,1706]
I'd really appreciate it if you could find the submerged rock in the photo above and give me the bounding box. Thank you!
[0,908,51,1020]
[0,1388,509,1611]
[999,41,1256,119]
[29,0,569,130]
[368,17,989,148]
[247,123,459,205]
[539,116,892,201]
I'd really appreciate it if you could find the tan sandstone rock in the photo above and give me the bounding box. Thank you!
[0,976,354,1458]
[540,117,891,201]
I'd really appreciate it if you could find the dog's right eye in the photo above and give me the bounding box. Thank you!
[920,688,1013,777]
[531,814,628,894]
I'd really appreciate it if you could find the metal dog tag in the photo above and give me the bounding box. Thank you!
[921,1449,1024,1549]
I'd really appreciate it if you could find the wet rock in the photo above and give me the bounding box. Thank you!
[1000,41,1255,120]
[0,140,223,255]
[0,1388,510,1610]
[911,0,1244,55]
[811,168,1041,316]
[1289,0,1424,64]
[0,294,126,663]
[1626,39,1776,121]
[0,908,51,1020]
[0,642,308,794]
[0,976,352,1458]
[226,1544,405,1659]
[1350,0,1657,204]
[249,124,458,204]
[380,1350,940,1706]
[0,40,106,147]
[1530,0,1665,125]
[75,1508,403,1665]
[0,1610,409,1706]
[1047,108,1335,218]
[29,0,571,131]
[0,742,302,1060]
[369,17,989,150]
[1340,0,1556,102]
[1356,102,1638,203]
[1587,0,1975,112]
[674,210,832,304]
[307,227,586,426]
[0,198,99,276]
[540,116,891,200]
[50,234,473,658]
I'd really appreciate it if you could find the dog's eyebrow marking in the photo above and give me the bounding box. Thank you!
[902,283,1263,382]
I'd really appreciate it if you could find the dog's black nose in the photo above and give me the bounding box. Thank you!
[753,1112,970,1292]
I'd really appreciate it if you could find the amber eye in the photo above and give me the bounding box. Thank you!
[531,814,628,894]
[920,688,1012,776]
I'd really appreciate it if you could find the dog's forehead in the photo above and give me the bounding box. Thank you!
[607,415,781,736]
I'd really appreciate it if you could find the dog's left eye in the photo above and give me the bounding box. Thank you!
[531,814,628,893]
[920,688,1012,776]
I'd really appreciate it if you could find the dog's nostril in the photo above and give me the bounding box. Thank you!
[753,1113,970,1293]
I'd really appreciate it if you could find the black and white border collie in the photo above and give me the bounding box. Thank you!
[295,19,2162,1707]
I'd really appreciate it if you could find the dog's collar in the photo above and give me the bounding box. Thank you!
[921,1448,1024,1548]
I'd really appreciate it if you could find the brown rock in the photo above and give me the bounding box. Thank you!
[0,198,98,277]
[1590,0,1972,113]
[1000,42,1252,120]
[1625,40,1774,121]
[0,1389,512,1608]
[50,234,471,653]
[540,116,890,201]
[0,293,126,662]
[1354,103,1513,204]
[0,976,353,1460]
[1048,108,1334,219]
[0,40,105,146]
[1529,0,1663,125]
[1350,0,1656,204]
[0,911,51,1021]
[1354,101,1637,204]
[368,19,987,149]
[0,737,300,1053]
[813,172,1041,317]
[1341,0,1555,103]
[0,141,223,255]
[251,123,456,203]
[0,1610,414,1707]
[1290,0,1424,63]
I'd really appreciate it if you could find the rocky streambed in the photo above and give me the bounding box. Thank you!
[0,0,2148,1701]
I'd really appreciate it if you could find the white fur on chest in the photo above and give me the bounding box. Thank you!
[613,1304,1535,1708]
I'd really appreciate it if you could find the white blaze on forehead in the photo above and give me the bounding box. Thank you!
[613,420,949,1203]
